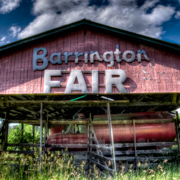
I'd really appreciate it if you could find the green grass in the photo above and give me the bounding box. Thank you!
[0,152,180,180]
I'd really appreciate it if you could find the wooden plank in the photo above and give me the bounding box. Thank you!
[89,151,113,162]
[49,151,87,156]
[33,125,35,151]
[104,149,177,156]
[7,143,40,147]
[2,101,177,107]
[7,150,35,155]
[176,111,180,151]
[46,144,88,148]
[89,159,115,173]
[8,119,174,125]
[88,144,112,153]
[40,102,43,165]
[114,142,177,148]
[133,119,137,168]
[88,137,96,142]
[115,156,176,161]
[107,103,116,172]
[5,100,129,104]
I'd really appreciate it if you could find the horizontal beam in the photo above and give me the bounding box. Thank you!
[114,141,177,148]
[1,100,178,107]
[103,149,177,156]
[4,100,129,104]
[89,151,113,162]
[89,159,115,173]
[6,150,35,155]
[7,119,174,125]
[88,144,112,153]
[7,143,40,147]
[46,144,88,148]
[115,156,176,161]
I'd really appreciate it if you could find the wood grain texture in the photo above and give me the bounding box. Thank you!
[0,26,180,94]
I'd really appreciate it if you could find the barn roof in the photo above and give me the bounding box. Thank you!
[0,18,180,53]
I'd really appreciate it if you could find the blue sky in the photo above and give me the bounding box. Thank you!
[1,0,180,46]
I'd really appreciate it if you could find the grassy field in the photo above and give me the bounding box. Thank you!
[0,152,180,180]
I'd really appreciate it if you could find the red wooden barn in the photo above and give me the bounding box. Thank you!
[0,19,180,172]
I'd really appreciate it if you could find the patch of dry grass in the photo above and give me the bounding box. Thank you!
[0,151,179,180]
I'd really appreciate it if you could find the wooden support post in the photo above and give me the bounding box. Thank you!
[87,114,90,170]
[89,113,92,152]
[33,125,35,151]
[133,119,137,169]
[40,102,43,165]
[107,103,116,172]
[3,112,8,151]
[21,123,24,150]
[43,114,48,156]
[46,114,49,137]
[175,111,180,152]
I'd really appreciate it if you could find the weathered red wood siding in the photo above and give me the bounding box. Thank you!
[0,27,180,94]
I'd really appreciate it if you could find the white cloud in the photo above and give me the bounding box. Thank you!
[0,36,6,42]
[0,36,6,45]
[0,0,21,14]
[9,26,21,38]
[175,11,180,19]
[18,0,175,39]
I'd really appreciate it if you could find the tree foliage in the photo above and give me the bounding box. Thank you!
[8,124,41,150]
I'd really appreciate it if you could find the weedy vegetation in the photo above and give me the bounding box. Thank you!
[0,152,180,180]
[0,123,180,179]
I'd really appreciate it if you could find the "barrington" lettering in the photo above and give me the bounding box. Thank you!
[33,45,150,71]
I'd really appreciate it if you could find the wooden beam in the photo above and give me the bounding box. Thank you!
[115,156,176,161]
[133,119,137,169]
[172,94,178,104]
[89,159,115,173]
[107,103,116,172]
[88,144,112,153]
[1,100,178,107]
[176,111,180,152]
[7,143,40,147]
[114,142,177,148]
[7,119,174,125]
[40,102,43,165]
[33,125,35,151]
[7,150,35,155]
[89,151,113,162]
[46,144,88,148]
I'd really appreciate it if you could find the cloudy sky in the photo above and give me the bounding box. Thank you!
[1,0,180,46]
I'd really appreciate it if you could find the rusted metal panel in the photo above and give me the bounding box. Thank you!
[1,27,180,94]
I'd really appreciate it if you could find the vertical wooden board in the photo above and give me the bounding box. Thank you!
[162,51,172,93]
[78,29,86,71]
[157,49,166,92]
[70,29,77,71]
[145,45,156,93]
[20,49,27,93]
[1,55,7,93]
[84,29,92,55]
[125,41,136,93]
[112,36,120,70]
[91,30,98,53]
[78,29,85,52]
[7,55,14,94]
[119,38,128,92]
[5,55,11,94]
[170,53,179,92]
[57,35,64,53]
